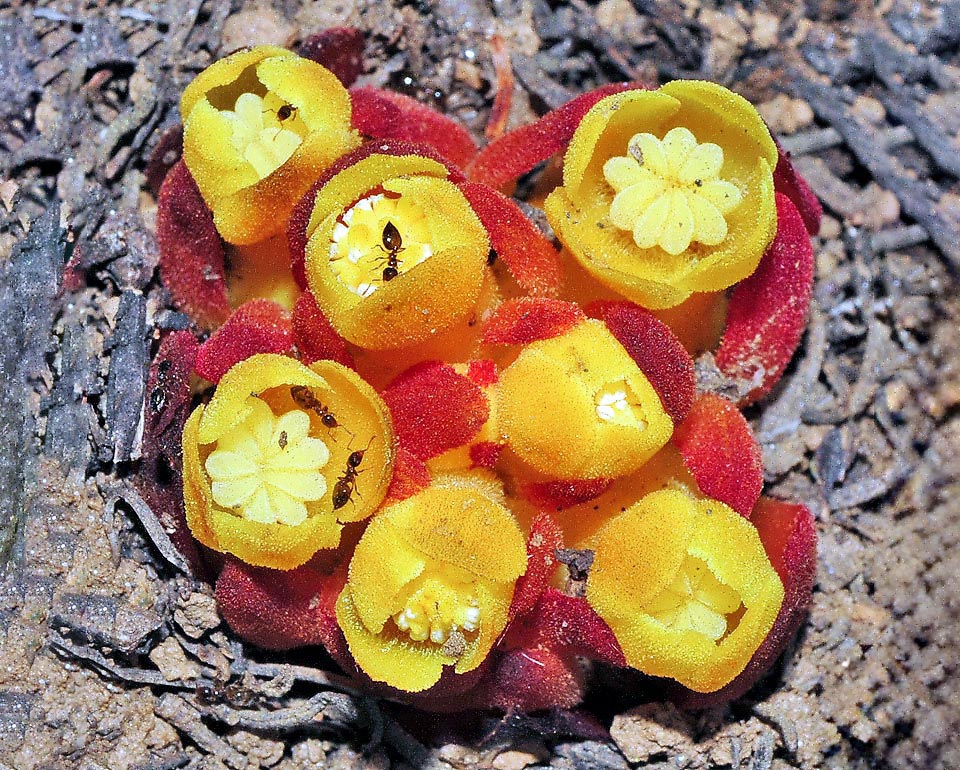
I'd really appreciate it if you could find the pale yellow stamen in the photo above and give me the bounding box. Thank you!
[392,563,481,646]
[603,127,743,256]
[221,92,307,179]
[643,555,743,640]
[204,397,330,526]
[328,193,433,297]
[594,381,648,429]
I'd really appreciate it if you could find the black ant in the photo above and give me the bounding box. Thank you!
[290,386,342,431]
[332,435,375,510]
[275,103,298,123]
[377,221,405,282]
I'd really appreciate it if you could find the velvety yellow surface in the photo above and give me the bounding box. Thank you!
[545,81,777,309]
[497,319,673,480]
[303,153,489,350]
[335,480,527,691]
[586,489,783,692]
[183,354,394,569]
[181,46,360,245]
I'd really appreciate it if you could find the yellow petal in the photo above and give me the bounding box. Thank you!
[609,173,666,230]
[210,476,260,508]
[658,190,695,255]
[678,141,724,184]
[628,133,669,176]
[661,127,698,175]
[602,155,645,192]
[266,471,327,501]
[205,450,258,480]
[696,179,743,215]
[632,193,672,250]
[687,194,728,246]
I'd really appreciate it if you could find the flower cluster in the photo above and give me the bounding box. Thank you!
[145,30,821,710]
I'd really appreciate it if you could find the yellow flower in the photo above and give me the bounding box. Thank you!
[302,150,490,349]
[183,354,394,570]
[586,489,783,692]
[181,46,360,245]
[335,477,527,691]
[544,81,778,309]
[496,319,673,480]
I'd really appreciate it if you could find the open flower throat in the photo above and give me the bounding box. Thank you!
[603,127,743,256]
[643,555,742,641]
[205,397,329,526]
[392,564,481,646]
[329,192,434,298]
[221,91,308,179]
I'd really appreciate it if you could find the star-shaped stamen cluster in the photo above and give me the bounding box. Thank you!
[643,555,742,640]
[603,127,743,256]
[205,397,330,526]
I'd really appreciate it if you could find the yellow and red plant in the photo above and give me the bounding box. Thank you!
[140,28,822,713]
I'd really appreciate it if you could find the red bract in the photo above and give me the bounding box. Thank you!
[673,393,763,518]
[482,297,585,346]
[382,447,432,506]
[587,301,695,424]
[287,138,464,289]
[671,497,817,708]
[136,330,203,574]
[156,161,229,327]
[291,292,354,368]
[458,182,562,296]
[145,124,183,196]
[298,27,365,87]
[194,300,293,383]
[522,478,613,511]
[380,361,489,460]
[773,142,823,236]
[215,558,345,651]
[716,194,815,406]
[466,358,499,388]
[486,588,626,711]
[469,441,503,468]
[467,83,636,189]
[350,86,479,170]
[509,513,563,618]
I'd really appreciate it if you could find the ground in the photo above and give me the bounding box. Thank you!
[1,1,958,768]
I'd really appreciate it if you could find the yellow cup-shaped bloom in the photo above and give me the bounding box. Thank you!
[181,46,361,245]
[586,489,783,692]
[303,152,490,350]
[496,319,673,480]
[544,81,778,309]
[183,354,394,570]
[335,478,527,692]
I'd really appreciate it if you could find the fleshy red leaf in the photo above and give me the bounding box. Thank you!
[773,141,822,236]
[716,193,815,406]
[482,297,585,346]
[145,123,183,196]
[671,497,817,708]
[509,513,563,619]
[459,181,561,296]
[157,161,229,327]
[288,138,464,289]
[673,393,763,518]
[588,301,695,424]
[382,447,432,506]
[522,478,613,511]
[291,292,354,368]
[194,300,293,383]
[381,361,489,460]
[350,86,479,170]
[215,558,346,651]
[134,331,204,575]
[467,83,636,189]
[298,27,365,87]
